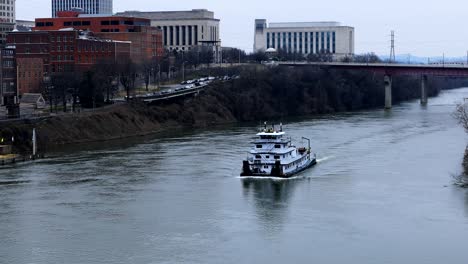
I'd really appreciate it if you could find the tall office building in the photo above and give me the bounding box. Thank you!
[254,19,354,58]
[51,0,113,17]
[0,0,16,44]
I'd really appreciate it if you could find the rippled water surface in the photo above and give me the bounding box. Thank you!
[1,88,468,264]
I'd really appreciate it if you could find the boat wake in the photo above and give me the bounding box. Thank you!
[236,175,309,181]
[317,156,334,163]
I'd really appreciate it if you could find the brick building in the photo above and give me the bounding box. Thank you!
[34,12,163,63]
[6,30,131,94]
[0,45,19,117]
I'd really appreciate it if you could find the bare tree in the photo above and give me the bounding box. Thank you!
[454,102,468,133]
[453,102,468,187]
[140,59,153,91]
[118,58,137,101]
[92,59,118,103]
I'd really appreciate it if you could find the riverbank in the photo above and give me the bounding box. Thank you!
[0,66,449,153]
[462,147,468,186]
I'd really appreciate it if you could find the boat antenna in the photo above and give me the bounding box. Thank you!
[280,123,283,132]
[264,121,267,131]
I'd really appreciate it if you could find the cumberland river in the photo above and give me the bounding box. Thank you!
[1,88,468,264]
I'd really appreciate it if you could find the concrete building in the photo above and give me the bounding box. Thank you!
[116,9,221,62]
[254,19,354,58]
[51,0,113,17]
[15,20,34,31]
[0,0,15,45]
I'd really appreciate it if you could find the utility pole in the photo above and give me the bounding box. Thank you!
[390,30,396,63]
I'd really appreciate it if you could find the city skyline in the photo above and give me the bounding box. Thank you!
[16,0,468,57]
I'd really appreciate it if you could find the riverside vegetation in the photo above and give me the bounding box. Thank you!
[1,65,466,154]
[454,102,468,187]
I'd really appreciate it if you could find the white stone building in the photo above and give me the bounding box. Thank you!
[254,19,354,58]
[51,0,113,17]
[0,0,15,45]
[116,9,221,62]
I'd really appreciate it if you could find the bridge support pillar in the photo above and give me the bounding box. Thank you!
[384,75,392,109]
[421,75,428,105]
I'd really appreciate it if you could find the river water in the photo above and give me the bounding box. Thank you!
[1,88,468,264]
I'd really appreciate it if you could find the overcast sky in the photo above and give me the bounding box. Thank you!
[17,0,468,57]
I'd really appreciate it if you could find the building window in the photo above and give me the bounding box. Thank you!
[169,26,174,46]
[272,32,275,49]
[332,31,336,54]
[163,26,167,46]
[310,32,314,54]
[256,145,262,149]
[321,32,325,52]
[176,26,180,46]
[326,31,330,53]
[182,26,186,46]
[293,32,297,52]
[316,32,319,54]
[266,32,270,49]
[188,25,192,45]
[299,32,303,53]
[283,32,286,51]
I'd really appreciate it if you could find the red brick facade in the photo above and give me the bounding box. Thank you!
[7,30,131,94]
[34,14,163,62]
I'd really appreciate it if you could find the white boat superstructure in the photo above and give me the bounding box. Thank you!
[241,124,316,178]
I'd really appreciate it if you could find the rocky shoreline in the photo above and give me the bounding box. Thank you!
[0,67,445,154]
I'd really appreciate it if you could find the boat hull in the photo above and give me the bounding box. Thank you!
[240,158,317,178]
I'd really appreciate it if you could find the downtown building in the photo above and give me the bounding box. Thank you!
[34,11,164,63]
[254,19,354,58]
[51,0,113,17]
[6,30,131,95]
[116,9,221,62]
[0,0,15,44]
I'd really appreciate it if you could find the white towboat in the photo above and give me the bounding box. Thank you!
[240,123,317,178]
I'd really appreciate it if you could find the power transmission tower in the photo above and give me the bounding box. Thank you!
[390,30,396,63]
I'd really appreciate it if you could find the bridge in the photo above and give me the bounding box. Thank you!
[278,62,468,108]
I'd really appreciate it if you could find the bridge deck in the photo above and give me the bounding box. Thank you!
[278,62,468,77]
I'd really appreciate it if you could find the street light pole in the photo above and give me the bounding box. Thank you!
[182,61,188,82]
[158,64,161,89]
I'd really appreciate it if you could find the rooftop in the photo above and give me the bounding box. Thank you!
[269,22,342,28]
[115,9,218,21]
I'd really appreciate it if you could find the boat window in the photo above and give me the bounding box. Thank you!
[274,155,280,159]
[266,156,270,159]
[256,145,262,148]
[275,145,281,148]
[255,155,261,159]
[264,166,268,169]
